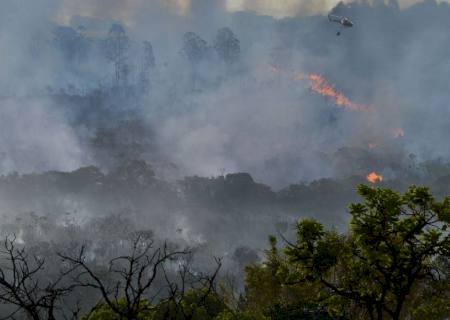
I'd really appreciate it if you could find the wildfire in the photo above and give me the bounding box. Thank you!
[307,73,373,112]
[367,172,383,183]
[368,143,377,149]
[392,128,405,138]
[268,64,373,112]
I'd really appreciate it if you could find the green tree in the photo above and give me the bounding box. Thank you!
[152,288,228,320]
[82,299,154,320]
[284,185,450,319]
[243,236,333,319]
[83,288,229,320]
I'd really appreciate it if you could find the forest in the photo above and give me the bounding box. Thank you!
[0,184,449,319]
[3,0,450,318]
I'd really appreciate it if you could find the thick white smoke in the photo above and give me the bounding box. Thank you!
[0,98,86,173]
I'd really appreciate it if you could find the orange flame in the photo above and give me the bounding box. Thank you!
[307,73,373,112]
[268,64,373,112]
[367,171,383,183]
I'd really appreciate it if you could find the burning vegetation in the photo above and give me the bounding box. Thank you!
[270,65,373,112]
[307,73,373,112]
[367,171,384,183]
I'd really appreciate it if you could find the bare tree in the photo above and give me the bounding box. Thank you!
[0,236,76,320]
[59,235,190,320]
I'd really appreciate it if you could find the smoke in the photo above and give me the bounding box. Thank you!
[0,97,86,173]
[4,1,450,293]
[2,0,450,187]
[226,0,338,17]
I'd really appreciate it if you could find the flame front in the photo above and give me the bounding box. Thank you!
[268,64,374,112]
[367,171,383,183]
[307,73,373,112]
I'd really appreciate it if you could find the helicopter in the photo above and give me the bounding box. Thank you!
[328,14,354,36]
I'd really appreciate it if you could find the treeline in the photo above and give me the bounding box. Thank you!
[1,185,450,319]
[49,23,241,94]
[0,160,362,236]
[4,160,450,274]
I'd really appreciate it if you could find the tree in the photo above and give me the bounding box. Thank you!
[151,256,224,320]
[73,236,225,320]
[105,24,130,84]
[53,26,89,64]
[90,119,155,167]
[152,287,227,320]
[284,185,450,319]
[213,28,240,65]
[182,32,209,66]
[0,236,76,320]
[139,41,155,92]
[110,160,156,189]
[82,299,154,320]
[410,257,450,320]
[243,236,332,320]
[141,41,155,70]
[60,235,188,320]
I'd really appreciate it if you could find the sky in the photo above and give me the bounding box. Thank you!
[225,0,447,16]
[54,0,448,22]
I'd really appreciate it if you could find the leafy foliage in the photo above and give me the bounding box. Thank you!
[82,299,154,320]
[282,185,450,319]
[1,184,450,319]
